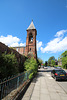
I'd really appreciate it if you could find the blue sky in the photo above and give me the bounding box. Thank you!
[0,0,67,62]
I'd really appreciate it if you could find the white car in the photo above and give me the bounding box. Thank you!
[44,66,48,69]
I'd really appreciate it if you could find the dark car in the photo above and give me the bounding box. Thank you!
[51,69,67,81]
[38,65,41,69]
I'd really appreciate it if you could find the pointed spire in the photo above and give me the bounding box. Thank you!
[27,20,36,30]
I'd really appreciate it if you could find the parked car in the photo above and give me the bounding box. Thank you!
[38,65,41,69]
[44,66,48,69]
[51,69,67,81]
[54,66,62,69]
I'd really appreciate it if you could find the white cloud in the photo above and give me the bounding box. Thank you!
[55,30,67,37]
[0,35,41,49]
[0,35,26,47]
[0,30,67,54]
[37,41,43,51]
[41,30,67,53]
[19,43,26,46]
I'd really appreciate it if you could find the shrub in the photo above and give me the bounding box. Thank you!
[29,73,33,79]
[24,57,38,79]
[0,52,19,79]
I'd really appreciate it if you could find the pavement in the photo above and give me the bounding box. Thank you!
[22,68,67,100]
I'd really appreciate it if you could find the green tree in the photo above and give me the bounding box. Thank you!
[62,57,67,69]
[0,52,19,79]
[61,50,67,57]
[37,58,43,66]
[51,60,55,67]
[48,56,55,66]
[43,63,45,66]
[24,57,38,79]
[61,50,67,69]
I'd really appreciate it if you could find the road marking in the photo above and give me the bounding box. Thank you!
[46,74,50,76]
[48,77,53,79]
[46,74,53,79]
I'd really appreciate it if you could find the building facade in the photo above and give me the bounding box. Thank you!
[13,21,37,59]
[58,59,62,66]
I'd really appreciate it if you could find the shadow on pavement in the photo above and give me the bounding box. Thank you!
[38,69,52,72]
[32,68,52,84]
[57,80,67,82]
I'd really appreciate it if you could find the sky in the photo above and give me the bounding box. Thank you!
[0,0,67,62]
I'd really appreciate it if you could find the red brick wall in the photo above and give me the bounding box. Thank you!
[25,29,37,59]
[0,42,26,72]
[11,29,37,59]
[0,42,10,54]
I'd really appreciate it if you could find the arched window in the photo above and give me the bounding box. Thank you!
[30,48,31,51]
[29,33,33,42]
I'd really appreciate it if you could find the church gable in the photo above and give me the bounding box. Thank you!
[13,46,25,55]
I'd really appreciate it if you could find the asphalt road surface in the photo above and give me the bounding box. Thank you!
[42,66,67,94]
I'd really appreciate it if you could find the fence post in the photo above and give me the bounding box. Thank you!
[0,84,3,100]
[0,84,1,100]
[26,72,28,80]
[0,79,3,100]
[17,76,19,88]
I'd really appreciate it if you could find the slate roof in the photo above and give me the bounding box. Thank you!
[27,20,36,30]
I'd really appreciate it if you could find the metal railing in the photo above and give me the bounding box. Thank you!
[0,70,31,100]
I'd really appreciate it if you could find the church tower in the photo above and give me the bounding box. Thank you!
[25,20,37,59]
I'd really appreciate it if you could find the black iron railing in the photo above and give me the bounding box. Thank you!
[0,70,31,100]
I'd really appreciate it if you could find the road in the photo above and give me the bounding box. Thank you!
[42,66,67,94]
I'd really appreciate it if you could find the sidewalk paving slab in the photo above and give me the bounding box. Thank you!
[22,68,67,100]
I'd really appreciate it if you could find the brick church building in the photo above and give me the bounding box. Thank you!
[13,20,37,59]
